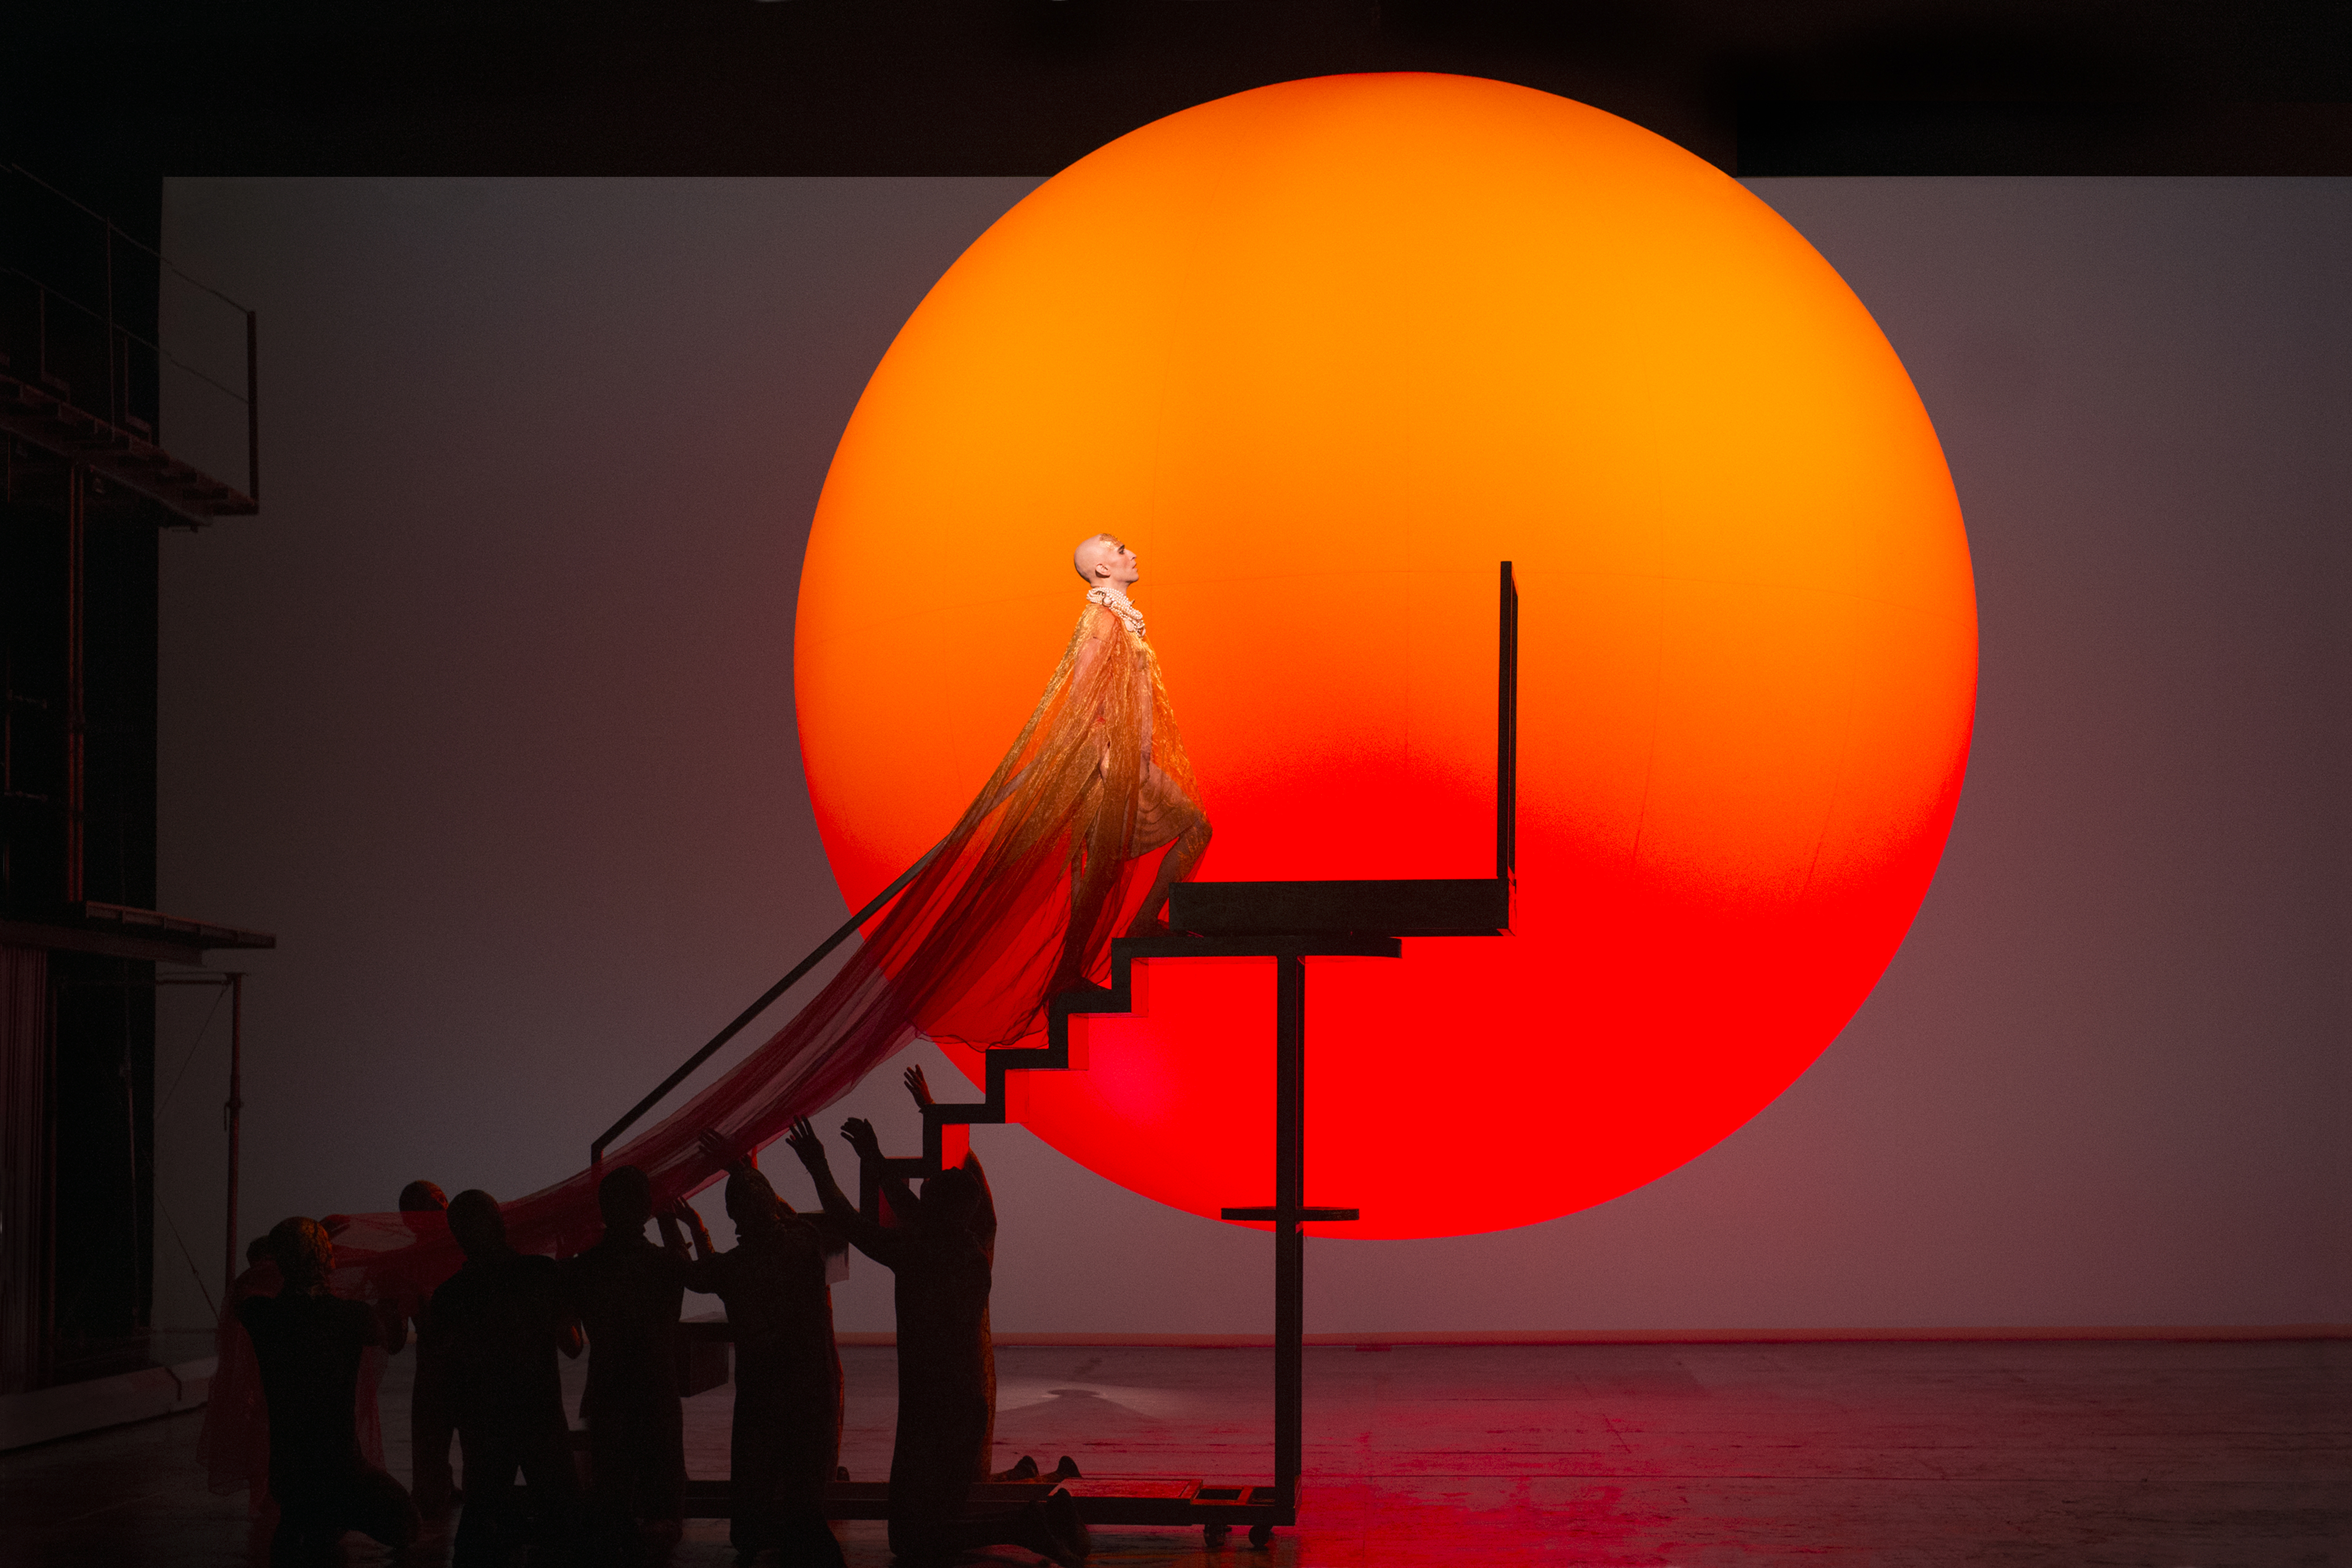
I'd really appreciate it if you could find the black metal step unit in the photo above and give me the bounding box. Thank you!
[600,564,1522,1549]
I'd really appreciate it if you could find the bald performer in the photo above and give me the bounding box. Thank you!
[1063,532,1211,945]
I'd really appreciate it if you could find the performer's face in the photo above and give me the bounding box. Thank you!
[1075,534,1141,588]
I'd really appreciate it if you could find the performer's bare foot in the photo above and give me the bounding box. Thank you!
[1044,1488,1093,1557]
[1015,1500,1085,1567]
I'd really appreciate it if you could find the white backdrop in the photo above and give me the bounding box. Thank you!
[149,175,2349,1341]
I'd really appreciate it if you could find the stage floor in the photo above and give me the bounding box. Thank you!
[3,1338,2343,1565]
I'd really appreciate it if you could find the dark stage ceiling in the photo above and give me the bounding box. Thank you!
[8,0,2351,178]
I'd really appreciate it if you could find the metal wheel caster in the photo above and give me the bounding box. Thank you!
[1202,1522,1231,1548]
[1248,1522,1275,1548]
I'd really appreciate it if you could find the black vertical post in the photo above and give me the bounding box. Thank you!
[1497,561,1518,881]
[64,467,85,906]
[244,312,260,504]
[1273,951,1306,1506]
[103,223,117,427]
[223,973,242,1305]
[42,972,58,1389]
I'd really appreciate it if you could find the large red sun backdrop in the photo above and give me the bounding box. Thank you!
[795,74,1976,1239]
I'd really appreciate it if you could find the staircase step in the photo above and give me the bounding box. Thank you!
[908,926,1405,1178]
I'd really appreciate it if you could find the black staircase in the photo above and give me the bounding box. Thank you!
[631,563,1519,1546]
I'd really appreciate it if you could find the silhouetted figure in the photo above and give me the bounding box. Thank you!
[235,1217,419,1566]
[560,1165,691,1561]
[899,1068,1002,1469]
[395,1178,462,1516]
[677,1135,847,1568]
[895,1067,1057,1494]
[429,1188,584,1566]
[787,1114,1084,1568]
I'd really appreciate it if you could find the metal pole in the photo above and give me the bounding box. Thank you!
[1497,560,1518,881]
[223,973,242,1303]
[245,312,259,504]
[41,971,59,1388]
[1273,952,1305,1506]
[64,467,85,906]
[104,221,118,428]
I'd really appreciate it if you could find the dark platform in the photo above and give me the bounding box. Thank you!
[1167,877,1509,938]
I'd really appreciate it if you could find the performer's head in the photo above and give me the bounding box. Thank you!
[597,1165,654,1235]
[447,1189,509,1261]
[1073,533,1140,590]
[266,1216,334,1293]
[398,1179,448,1213]
[724,1165,785,1241]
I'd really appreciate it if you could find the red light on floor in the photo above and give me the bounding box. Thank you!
[795,74,1976,1238]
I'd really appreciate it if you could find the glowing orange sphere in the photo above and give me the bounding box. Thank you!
[796,74,1975,1239]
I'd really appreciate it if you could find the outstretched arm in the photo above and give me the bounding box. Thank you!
[784,1118,855,1221]
[1070,615,1110,688]
[1068,610,1131,728]
[787,1118,900,1263]
[842,1117,923,1227]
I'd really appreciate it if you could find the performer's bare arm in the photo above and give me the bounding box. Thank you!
[787,1117,903,1262]
[903,1066,997,1249]
[840,1116,923,1221]
[782,1118,857,1222]
[1071,618,1111,687]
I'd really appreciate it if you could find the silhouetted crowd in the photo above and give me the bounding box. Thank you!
[229,1071,1089,1567]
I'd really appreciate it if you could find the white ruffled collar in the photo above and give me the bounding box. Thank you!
[1087,585,1146,638]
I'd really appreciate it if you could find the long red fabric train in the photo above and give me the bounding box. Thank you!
[200,590,1208,1494]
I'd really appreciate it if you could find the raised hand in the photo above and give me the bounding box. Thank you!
[697,1128,755,1174]
[904,1065,934,1109]
[840,1117,884,1164]
[784,1117,828,1168]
